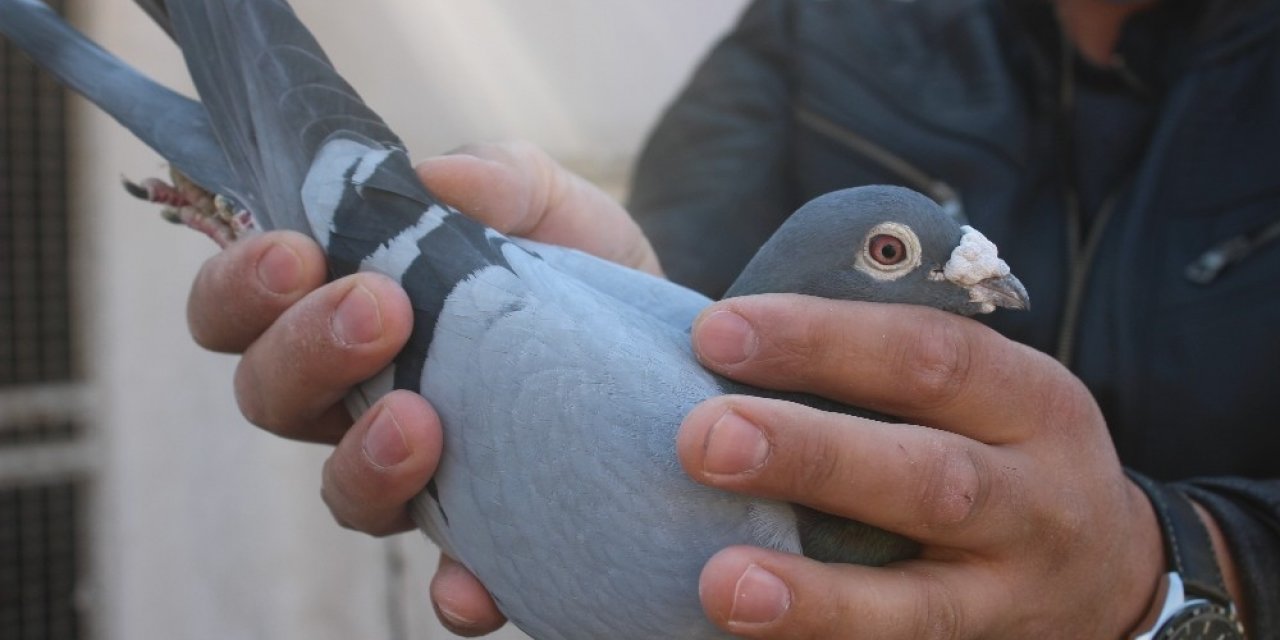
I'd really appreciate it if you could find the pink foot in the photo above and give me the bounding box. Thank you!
[123,170,258,248]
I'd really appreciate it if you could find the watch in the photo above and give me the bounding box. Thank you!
[1127,472,1245,640]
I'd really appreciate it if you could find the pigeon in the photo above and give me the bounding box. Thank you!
[0,1,1030,638]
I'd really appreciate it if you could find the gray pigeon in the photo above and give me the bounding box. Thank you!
[0,1,1029,638]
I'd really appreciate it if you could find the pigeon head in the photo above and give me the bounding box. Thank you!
[724,185,1029,316]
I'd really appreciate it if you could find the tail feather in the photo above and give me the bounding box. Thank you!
[164,0,415,234]
[0,0,244,203]
[4,0,525,377]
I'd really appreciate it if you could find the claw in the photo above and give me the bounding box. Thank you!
[122,175,190,207]
[158,206,184,225]
[122,177,149,200]
[121,168,257,247]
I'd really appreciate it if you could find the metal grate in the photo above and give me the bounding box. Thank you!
[0,482,83,640]
[0,3,89,640]
[0,0,73,389]
[0,420,75,450]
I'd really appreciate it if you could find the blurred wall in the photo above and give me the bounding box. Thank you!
[71,1,747,639]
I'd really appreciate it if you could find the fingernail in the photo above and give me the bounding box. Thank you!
[703,411,769,476]
[729,564,791,625]
[696,310,757,365]
[362,405,410,468]
[256,242,303,294]
[332,284,383,345]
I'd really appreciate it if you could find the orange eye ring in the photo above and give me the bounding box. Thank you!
[868,234,907,266]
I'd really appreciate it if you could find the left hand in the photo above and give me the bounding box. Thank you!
[678,294,1165,638]
[188,141,659,636]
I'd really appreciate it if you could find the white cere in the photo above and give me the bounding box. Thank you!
[943,226,1010,286]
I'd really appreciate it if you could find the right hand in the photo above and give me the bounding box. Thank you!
[186,140,660,636]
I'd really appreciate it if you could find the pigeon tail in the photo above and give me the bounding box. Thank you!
[0,0,244,204]
[164,0,413,236]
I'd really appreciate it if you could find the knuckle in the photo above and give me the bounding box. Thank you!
[792,427,847,493]
[1035,369,1102,439]
[321,453,400,537]
[804,585,865,640]
[911,437,986,529]
[330,512,357,532]
[752,311,826,380]
[232,362,270,428]
[912,576,964,640]
[233,359,300,438]
[186,261,235,350]
[319,477,357,532]
[891,316,972,411]
[792,316,832,364]
[186,312,222,352]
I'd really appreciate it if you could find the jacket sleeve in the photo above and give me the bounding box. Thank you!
[1181,478,1280,635]
[628,0,798,298]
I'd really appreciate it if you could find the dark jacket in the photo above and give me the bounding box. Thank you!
[629,0,1280,633]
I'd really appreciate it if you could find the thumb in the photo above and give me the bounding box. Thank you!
[415,141,661,275]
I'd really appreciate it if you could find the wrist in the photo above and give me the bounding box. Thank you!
[1190,500,1249,633]
[1117,478,1169,637]
[1123,473,1246,639]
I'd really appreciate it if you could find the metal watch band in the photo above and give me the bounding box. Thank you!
[1126,470,1231,605]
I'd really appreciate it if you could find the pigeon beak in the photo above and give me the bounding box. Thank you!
[969,273,1031,311]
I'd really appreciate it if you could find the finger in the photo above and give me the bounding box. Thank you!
[320,390,441,535]
[678,395,1023,547]
[691,294,1097,444]
[698,546,998,640]
[415,141,662,275]
[431,554,508,636]
[187,230,328,353]
[233,272,413,443]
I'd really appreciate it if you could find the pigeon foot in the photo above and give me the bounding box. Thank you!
[123,169,256,247]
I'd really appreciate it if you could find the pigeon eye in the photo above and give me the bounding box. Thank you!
[868,234,907,266]
[855,222,922,281]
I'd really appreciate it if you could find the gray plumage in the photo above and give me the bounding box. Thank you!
[0,2,1029,638]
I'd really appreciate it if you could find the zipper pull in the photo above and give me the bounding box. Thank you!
[1185,218,1280,285]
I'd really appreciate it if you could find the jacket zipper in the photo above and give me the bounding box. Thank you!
[794,105,967,223]
[1184,216,1280,284]
[1052,39,1119,368]
[1054,191,1119,366]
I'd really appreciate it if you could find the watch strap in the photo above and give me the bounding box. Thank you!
[1127,470,1232,606]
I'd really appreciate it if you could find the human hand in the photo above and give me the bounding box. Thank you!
[186,140,658,636]
[677,294,1167,638]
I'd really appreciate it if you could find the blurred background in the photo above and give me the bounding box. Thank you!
[0,1,749,638]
